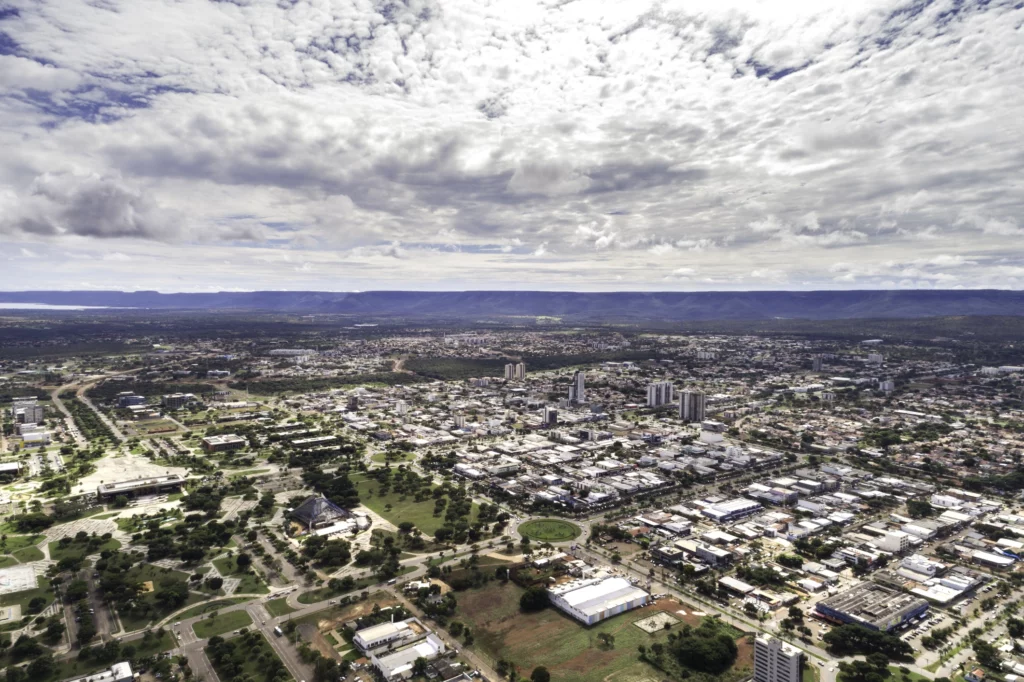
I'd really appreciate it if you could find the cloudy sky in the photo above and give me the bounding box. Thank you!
[1,0,1022,292]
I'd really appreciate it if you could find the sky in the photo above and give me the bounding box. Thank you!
[0,0,1022,293]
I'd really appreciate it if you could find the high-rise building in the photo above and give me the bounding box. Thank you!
[568,371,586,403]
[543,406,558,426]
[754,635,802,682]
[646,382,674,407]
[679,390,706,423]
[504,362,527,381]
[878,379,895,393]
[811,355,823,372]
[14,403,44,424]
[867,353,884,364]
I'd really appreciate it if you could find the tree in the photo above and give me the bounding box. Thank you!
[236,552,252,570]
[113,495,129,509]
[597,632,615,650]
[26,654,55,679]
[207,576,224,590]
[531,666,551,682]
[519,586,548,612]
[907,499,934,519]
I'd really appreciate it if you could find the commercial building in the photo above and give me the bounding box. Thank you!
[14,403,44,424]
[568,371,586,404]
[754,635,802,682]
[815,582,928,631]
[353,619,414,651]
[116,392,146,408]
[201,434,247,453]
[702,498,762,523]
[97,474,185,501]
[875,530,912,554]
[371,634,447,680]
[679,390,706,423]
[647,382,674,408]
[161,393,194,409]
[66,661,133,682]
[548,576,649,625]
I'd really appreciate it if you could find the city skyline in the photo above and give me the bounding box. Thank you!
[1,0,1022,292]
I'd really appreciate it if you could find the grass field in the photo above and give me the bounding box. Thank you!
[264,597,298,617]
[12,546,44,562]
[0,575,54,613]
[0,556,17,568]
[48,538,121,562]
[350,473,479,536]
[371,450,413,464]
[518,519,581,542]
[456,581,752,682]
[212,556,270,594]
[173,597,251,620]
[115,565,202,631]
[193,610,253,638]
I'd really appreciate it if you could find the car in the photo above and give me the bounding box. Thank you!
[829,668,835,672]
[817,662,825,667]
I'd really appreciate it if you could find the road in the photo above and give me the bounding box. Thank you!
[49,387,87,447]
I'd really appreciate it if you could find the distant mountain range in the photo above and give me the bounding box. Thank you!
[2,289,1024,320]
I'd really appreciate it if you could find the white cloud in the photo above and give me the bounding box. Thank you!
[0,0,1020,290]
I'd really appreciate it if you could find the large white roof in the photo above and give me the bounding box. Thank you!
[553,577,648,616]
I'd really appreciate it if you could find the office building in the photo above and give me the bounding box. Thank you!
[568,371,586,403]
[647,382,674,408]
[543,406,558,426]
[96,474,185,501]
[754,635,802,682]
[201,434,247,454]
[816,582,928,631]
[867,353,884,364]
[811,355,823,372]
[14,403,44,424]
[679,390,706,423]
[161,393,193,409]
[116,392,146,408]
[875,530,912,554]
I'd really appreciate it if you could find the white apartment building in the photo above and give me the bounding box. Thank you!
[647,382,674,408]
[754,635,802,682]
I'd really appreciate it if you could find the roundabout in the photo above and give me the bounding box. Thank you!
[517,518,582,543]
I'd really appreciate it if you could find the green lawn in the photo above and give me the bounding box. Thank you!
[11,546,44,562]
[1,535,44,553]
[192,610,253,639]
[48,538,121,562]
[887,666,930,682]
[371,451,413,464]
[212,556,270,594]
[264,597,298,617]
[173,597,251,621]
[518,519,582,542]
[0,575,54,613]
[0,556,18,568]
[351,473,479,536]
[295,567,415,604]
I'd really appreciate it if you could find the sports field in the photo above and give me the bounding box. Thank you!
[518,518,581,542]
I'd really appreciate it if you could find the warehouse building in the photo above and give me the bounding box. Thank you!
[815,582,928,631]
[548,576,649,626]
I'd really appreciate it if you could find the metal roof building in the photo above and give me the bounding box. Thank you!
[815,582,928,631]
[548,576,649,626]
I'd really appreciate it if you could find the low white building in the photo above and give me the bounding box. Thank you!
[548,577,649,626]
[353,619,414,651]
[371,634,446,680]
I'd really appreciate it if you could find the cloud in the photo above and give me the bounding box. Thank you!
[0,0,1020,290]
[1,172,181,240]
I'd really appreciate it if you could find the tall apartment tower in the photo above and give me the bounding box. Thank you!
[646,382,674,408]
[505,362,527,381]
[679,390,706,423]
[568,371,586,404]
[543,406,558,426]
[754,635,802,682]
[811,355,823,372]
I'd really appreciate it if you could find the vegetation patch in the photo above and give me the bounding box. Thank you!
[518,519,581,542]
[192,610,253,639]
